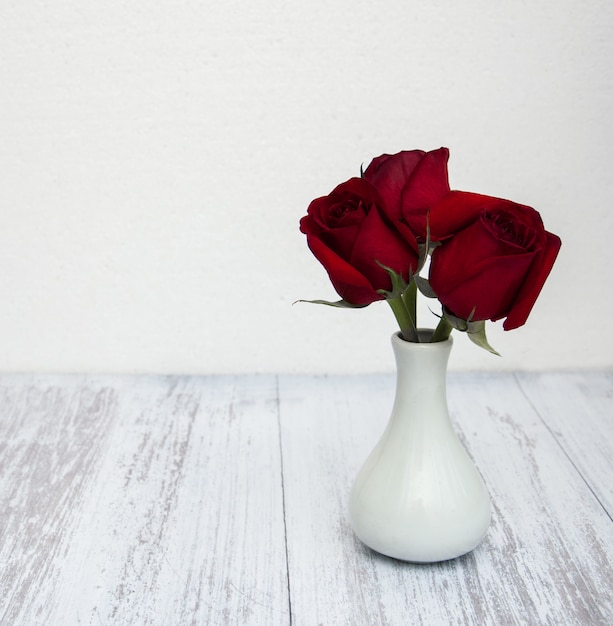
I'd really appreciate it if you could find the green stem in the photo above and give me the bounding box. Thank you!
[402,280,417,334]
[387,296,418,342]
[431,315,453,342]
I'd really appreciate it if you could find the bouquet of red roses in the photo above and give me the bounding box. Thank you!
[299,148,561,353]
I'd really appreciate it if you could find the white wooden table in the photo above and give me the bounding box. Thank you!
[0,372,611,625]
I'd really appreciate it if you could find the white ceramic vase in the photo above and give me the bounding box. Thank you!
[349,331,491,562]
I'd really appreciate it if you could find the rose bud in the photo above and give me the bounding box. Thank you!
[300,177,419,305]
[428,191,561,330]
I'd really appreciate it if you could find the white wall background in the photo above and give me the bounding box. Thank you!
[1,0,611,374]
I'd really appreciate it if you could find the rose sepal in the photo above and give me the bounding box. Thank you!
[416,218,439,273]
[415,275,437,298]
[374,261,409,299]
[414,220,439,300]
[466,322,501,356]
[375,263,419,342]
[295,298,370,309]
[442,307,500,356]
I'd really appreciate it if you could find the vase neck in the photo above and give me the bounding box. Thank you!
[392,331,452,388]
[389,332,453,426]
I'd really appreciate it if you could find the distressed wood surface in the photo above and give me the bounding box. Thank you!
[0,375,288,625]
[514,371,613,518]
[1,372,612,625]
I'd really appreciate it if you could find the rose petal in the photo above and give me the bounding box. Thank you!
[350,206,419,288]
[301,178,389,261]
[319,223,361,262]
[429,191,512,240]
[305,234,383,305]
[503,231,562,330]
[430,251,535,322]
[427,218,529,293]
[363,150,426,219]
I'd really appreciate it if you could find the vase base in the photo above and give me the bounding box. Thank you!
[349,501,492,564]
[354,532,489,564]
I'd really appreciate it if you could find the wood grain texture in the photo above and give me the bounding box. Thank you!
[0,375,289,625]
[278,373,613,626]
[514,371,613,518]
[1,372,611,625]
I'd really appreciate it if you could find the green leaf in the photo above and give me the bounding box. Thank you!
[294,298,369,309]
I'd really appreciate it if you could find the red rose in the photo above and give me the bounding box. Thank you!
[300,177,419,305]
[363,148,451,239]
[428,191,561,330]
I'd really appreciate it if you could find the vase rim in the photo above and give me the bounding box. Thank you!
[392,329,454,347]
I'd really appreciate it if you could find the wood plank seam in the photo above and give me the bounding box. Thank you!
[512,372,613,524]
[275,374,294,626]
